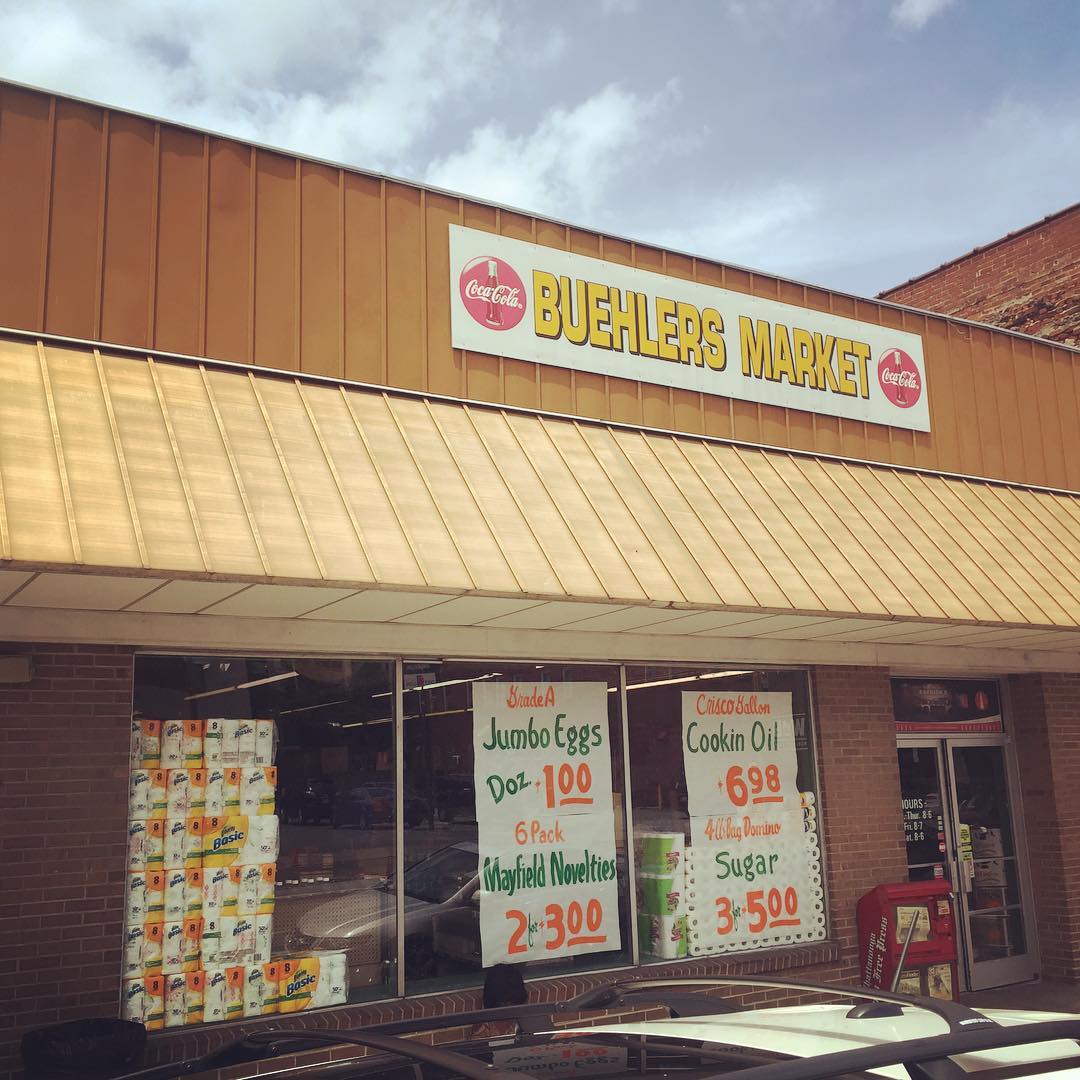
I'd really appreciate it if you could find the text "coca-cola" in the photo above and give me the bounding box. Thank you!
[876,347,922,408]
[459,256,527,331]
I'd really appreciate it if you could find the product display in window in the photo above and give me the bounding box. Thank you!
[122,716,347,1028]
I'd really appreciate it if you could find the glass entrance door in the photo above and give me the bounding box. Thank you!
[897,739,1036,991]
[947,743,1036,990]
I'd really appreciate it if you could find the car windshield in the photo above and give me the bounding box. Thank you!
[402,846,477,904]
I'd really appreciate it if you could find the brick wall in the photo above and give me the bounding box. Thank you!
[811,666,908,977]
[0,642,135,1079]
[0,657,903,1077]
[1009,672,1080,979]
[880,204,1080,346]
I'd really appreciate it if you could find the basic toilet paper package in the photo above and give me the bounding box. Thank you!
[164,868,203,920]
[165,970,206,1027]
[127,820,150,872]
[137,721,162,769]
[234,864,263,915]
[203,768,225,815]
[244,961,280,1017]
[223,768,242,812]
[252,913,272,964]
[225,965,246,1021]
[182,720,204,766]
[162,918,202,973]
[122,975,165,1028]
[201,814,280,866]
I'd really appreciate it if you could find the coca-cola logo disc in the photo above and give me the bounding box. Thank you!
[877,347,922,408]
[459,256,526,331]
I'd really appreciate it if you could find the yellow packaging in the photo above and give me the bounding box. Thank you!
[148,769,168,819]
[201,814,249,867]
[139,720,162,768]
[162,917,202,974]
[145,871,166,919]
[144,973,166,1030]
[258,864,276,916]
[146,819,166,870]
[243,961,279,1018]
[225,965,246,1021]
[223,768,242,812]
[185,868,204,917]
[183,720,204,767]
[185,970,205,1024]
[224,865,243,915]
[143,921,164,972]
[277,955,346,1013]
[188,769,208,814]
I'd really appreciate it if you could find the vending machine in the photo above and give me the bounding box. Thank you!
[857,881,958,1000]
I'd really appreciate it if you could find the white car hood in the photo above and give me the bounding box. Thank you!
[555,1004,1080,1079]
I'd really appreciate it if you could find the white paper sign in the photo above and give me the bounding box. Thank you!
[681,691,825,953]
[450,225,930,432]
[473,682,621,965]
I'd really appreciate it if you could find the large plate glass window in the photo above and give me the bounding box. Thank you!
[126,656,395,1030]
[402,661,630,994]
[626,667,825,961]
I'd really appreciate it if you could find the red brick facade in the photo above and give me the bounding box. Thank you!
[0,643,134,1080]
[1009,672,1080,979]
[3,650,1072,1079]
[880,203,1080,347]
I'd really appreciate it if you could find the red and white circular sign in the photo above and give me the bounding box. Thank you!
[459,256,527,331]
[877,347,922,408]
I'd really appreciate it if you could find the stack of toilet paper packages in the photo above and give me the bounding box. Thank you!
[635,831,688,960]
[123,952,348,1029]
[125,717,290,1028]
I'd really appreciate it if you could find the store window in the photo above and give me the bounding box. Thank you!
[402,661,630,993]
[626,667,825,961]
[125,656,395,1030]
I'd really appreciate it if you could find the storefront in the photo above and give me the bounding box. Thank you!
[2,81,1080,1078]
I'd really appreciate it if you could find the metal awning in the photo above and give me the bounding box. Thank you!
[2,335,1080,653]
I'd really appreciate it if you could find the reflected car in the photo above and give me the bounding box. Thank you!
[286,841,481,980]
[279,778,333,826]
[332,781,431,829]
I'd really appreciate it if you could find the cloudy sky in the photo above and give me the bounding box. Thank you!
[2,0,1077,296]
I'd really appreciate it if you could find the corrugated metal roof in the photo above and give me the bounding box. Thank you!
[3,335,1080,630]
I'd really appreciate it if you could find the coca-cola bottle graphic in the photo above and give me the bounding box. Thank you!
[892,350,906,405]
[484,259,502,327]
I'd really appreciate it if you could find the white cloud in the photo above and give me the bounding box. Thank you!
[425,81,677,220]
[650,181,821,274]
[890,0,958,30]
[0,0,507,170]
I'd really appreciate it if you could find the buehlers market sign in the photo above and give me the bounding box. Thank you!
[450,225,930,433]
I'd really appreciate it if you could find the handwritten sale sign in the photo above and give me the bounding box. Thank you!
[473,682,620,965]
[682,691,824,953]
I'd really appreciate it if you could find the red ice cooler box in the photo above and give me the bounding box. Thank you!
[857,881,958,1001]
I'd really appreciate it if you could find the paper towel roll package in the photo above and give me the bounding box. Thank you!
[235,864,263,916]
[126,872,148,924]
[145,871,166,919]
[637,913,688,960]
[636,831,685,874]
[203,720,224,766]
[162,918,202,974]
[182,971,205,1025]
[146,819,165,869]
[637,872,684,916]
[183,720,204,766]
[162,817,189,869]
[144,974,166,1030]
[164,868,203,921]
[123,924,146,978]
[223,768,242,812]
[161,720,184,770]
[225,965,245,1021]
[202,865,231,922]
[148,770,168,819]
[127,820,149,872]
[165,972,188,1028]
[243,963,276,1018]
[202,966,228,1024]
[241,766,277,815]
[138,721,161,769]
[203,768,225,815]
[258,864,276,915]
[129,771,152,819]
[253,913,272,964]
[277,954,348,1012]
[223,720,256,767]
[144,922,164,972]
[254,719,276,766]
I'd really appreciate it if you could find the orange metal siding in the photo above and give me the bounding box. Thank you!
[2,81,1079,490]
